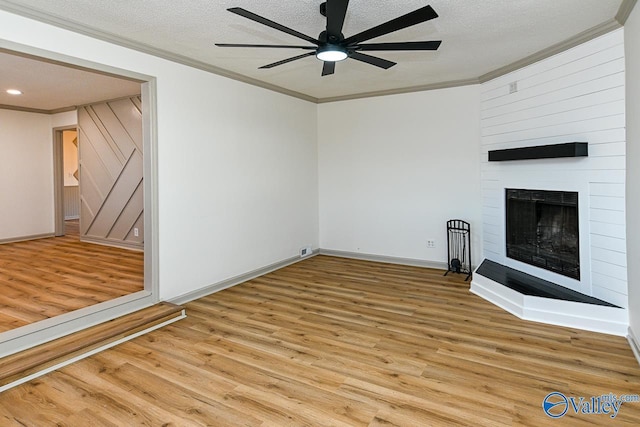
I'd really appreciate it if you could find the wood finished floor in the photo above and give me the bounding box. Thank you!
[1,255,639,426]
[0,220,143,332]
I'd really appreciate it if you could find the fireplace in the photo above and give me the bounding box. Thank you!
[505,189,580,280]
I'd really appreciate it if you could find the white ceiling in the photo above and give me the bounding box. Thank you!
[0,0,629,108]
[0,51,142,112]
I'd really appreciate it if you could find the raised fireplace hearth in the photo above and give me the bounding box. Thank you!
[476,260,617,307]
[470,259,626,335]
[471,188,627,335]
[506,189,579,280]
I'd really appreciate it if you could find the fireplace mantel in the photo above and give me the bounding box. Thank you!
[488,142,588,162]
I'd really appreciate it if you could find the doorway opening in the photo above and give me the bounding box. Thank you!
[0,42,158,357]
[54,127,79,238]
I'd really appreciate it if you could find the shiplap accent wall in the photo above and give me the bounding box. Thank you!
[480,29,627,308]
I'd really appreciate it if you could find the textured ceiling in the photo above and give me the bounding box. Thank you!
[0,0,629,107]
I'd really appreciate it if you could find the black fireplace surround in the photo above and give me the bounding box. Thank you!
[505,189,580,280]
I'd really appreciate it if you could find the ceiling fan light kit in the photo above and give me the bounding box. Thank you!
[316,45,348,62]
[216,1,441,76]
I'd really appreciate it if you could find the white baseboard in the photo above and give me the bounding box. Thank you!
[169,249,446,306]
[0,233,54,244]
[80,236,143,252]
[628,328,640,367]
[169,250,319,305]
[471,273,628,336]
[319,249,448,270]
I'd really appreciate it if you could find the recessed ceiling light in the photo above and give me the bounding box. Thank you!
[6,89,23,95]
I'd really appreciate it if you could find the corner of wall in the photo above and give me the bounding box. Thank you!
[628,327,640,366]
[625,0,640,349]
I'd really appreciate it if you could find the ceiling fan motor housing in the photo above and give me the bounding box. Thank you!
[318,30,343,44]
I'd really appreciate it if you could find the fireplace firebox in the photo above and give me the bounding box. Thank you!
[505,189,579,280]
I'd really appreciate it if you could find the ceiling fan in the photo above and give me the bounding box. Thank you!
[216,1,441,76]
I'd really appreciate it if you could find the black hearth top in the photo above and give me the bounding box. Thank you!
[488,142,588,161]
[476,259,619,307]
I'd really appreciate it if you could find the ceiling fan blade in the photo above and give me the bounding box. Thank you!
[326,0,349,39]
[228,7,319,45]
[343,5,438,45]
[259,52,316,69]
[349,52,396,69]
[356,40,442,51]
[322,61,336,76]
[216,43,316,49]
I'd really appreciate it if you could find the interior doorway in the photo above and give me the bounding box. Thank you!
[54,127,79,237]
[62,129,79,221]
[0,123,145,334]
[0,42,158,357]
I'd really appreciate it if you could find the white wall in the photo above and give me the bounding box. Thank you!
[158,71,318,298]
[480,29,627,307]
[625,7,640,341]
[318,86,482,266]
[0,107,78,242]
[51,110,77,129]
[0,109,54,240]
[0,10,319,301]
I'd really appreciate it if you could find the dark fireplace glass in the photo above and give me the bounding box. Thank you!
[505,189,580,280]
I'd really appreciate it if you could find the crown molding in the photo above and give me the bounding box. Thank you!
[0,0,317,104]
[75,94,142,110]
[9,94,145,116]
[0,0,634,104]
[0,104,77,114]
[317,78,480,103]
[616,0,638,24]
[0,103,51,114]
[47,106,77,114]
[479,18,621,83]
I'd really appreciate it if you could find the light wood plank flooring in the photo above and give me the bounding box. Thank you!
[0,221,143,332]
[1,255,639,426]
[0,302,184,389]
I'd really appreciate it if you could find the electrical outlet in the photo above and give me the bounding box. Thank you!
[134,227,139,237]
[509,81,518,94]
[426,239,436,248]
[300,246,312,258]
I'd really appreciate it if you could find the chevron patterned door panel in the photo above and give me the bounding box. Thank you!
[78,96,143,249]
